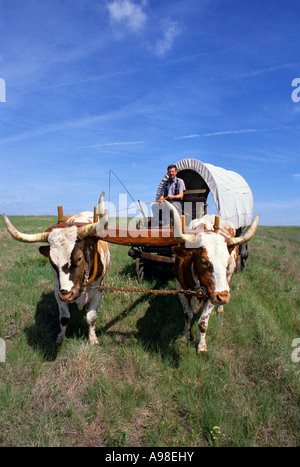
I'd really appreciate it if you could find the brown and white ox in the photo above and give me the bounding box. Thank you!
[165,201,259,354]
[3,193,110,345]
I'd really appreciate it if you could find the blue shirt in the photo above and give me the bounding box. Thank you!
[159,177,185,200]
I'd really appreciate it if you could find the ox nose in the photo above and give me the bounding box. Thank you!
[59,289,74,302]
[212,291,231,305]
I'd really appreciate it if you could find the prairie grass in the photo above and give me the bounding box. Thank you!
[0,216,299,447]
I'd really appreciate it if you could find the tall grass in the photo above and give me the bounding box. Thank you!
[0,216,299,446]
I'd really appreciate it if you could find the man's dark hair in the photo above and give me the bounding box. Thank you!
[167,164,177,171]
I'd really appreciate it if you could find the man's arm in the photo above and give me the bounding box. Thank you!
[158,181,167,204]
[166,190,184,201]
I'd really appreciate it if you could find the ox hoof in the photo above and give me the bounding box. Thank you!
[89,336,100,346]
[197,345,208,354]
[183,329,192,340]
[56,333,65,345]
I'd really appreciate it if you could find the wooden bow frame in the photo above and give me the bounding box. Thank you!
[83,206,99,287]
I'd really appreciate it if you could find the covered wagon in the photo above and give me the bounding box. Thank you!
[128,158,254,281]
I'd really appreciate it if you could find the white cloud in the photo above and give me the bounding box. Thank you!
[233,62,299,79]
[154,20,182,56]
[176,126,300,141]
[105,2,182,55]
[107,0,147,32]
[72,140,144,150]
[176,129,261,139]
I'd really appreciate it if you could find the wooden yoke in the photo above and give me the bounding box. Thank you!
[93,205,98,223]
[83,206,99,287]
[58,205,64,224]
[50,204,179,247]
[214,216,220,233]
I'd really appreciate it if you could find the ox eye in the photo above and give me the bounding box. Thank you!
[200,257,208,265]
[71,256,83,267]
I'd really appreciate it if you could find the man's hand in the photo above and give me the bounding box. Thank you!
[158,196,168,205]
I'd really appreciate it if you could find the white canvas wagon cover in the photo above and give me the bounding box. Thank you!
[156,158,253,229]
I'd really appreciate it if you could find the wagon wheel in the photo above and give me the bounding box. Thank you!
[136,257,145,283]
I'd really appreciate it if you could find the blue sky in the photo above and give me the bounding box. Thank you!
[0,0,299,225]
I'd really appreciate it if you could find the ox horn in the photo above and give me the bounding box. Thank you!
[77,192,109,239]
[3,214,50,243]
[227,215,260,247]
[163,200,196,243]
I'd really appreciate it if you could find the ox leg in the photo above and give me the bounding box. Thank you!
[85,288,104,345]
[53,277,71,344]
[177,291,194,338]
[55,300,70,344]
[197,301,214,354]
[176,282,204,341]
[184,308,194,338]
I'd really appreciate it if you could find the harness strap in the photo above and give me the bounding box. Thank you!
[164,179,179,197]
[83,243,99,287]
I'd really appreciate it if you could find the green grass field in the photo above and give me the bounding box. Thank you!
[0,216,299,447]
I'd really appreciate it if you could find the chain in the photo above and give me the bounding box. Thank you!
[95,284,207,298]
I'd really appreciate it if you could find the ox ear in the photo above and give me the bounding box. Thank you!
[39,245,50,258]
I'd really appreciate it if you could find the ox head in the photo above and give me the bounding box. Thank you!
[3,193,108,303]
[165,201,259,306]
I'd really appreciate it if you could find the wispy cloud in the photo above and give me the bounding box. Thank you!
[232,62,300,79]
[176,125,300,140]
[0,112,121,145]
[43,67,146,90]
[0,116,105,145]
[0,102,145,145]
[154,20,182,56]
[44,140,144,154]
[107,0,147,33]
[176,129,262,139]
[106,1,182,55]
[69,140,144,151]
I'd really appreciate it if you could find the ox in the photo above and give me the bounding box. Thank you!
[165,201,259,353]
[3,193,110,345]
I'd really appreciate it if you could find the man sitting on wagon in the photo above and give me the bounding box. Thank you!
[151,164,185,227]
